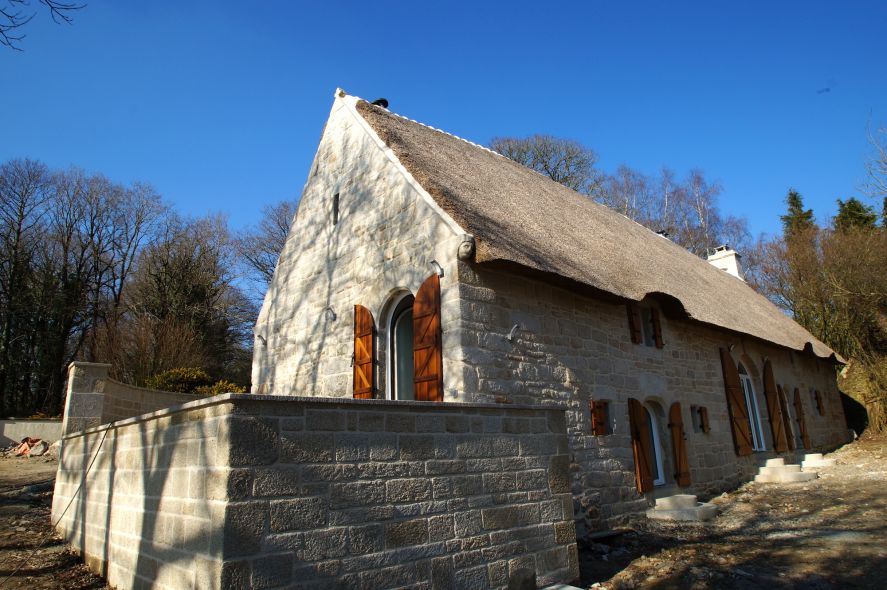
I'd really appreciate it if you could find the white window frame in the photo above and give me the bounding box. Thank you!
[738,365,767,451]
[386,293,415,401]
[644,403,666,486]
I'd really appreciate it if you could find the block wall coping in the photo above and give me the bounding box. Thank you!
[61,392,568,440]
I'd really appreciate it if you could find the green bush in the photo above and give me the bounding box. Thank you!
[195,380,248,396]
[144,367,213,393]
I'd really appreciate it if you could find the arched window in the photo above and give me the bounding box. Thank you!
[738,364,766,451]
[388,294,415,401]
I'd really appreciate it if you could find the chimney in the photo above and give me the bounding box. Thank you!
[706,245,744,280]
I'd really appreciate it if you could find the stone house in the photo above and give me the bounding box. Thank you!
[252,89,850,535]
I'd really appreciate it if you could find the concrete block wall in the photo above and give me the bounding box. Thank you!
[54,394,579,589]
[454,263,851,533]
[61,362,203,436]
[0,419,62,445]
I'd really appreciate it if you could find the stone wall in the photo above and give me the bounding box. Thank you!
[61,362,203,436]
[53,394,579,589]
[454,263,851,533]
[251,93,468,400]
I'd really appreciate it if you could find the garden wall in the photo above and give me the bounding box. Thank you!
[53,393,578,589]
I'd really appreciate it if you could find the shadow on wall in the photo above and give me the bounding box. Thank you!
[840,392,868,436]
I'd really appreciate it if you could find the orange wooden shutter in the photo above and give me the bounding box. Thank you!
[699,407,710,433]
[777,385,795,450]
[651,308,664,348]
[590,400,609,435]
[353,305,375,399]
[413,274,443,402]
[628,398,654,493]
[762,361,788,452]
[719,348,753,456]
[793,388,810,449]
[627,304,642,344]
[814,390,824,416]
[669,402,691,487]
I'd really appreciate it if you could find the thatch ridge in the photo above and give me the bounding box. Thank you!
[354,100,837,361]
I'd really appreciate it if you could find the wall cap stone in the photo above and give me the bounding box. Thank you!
[60,392,569,441]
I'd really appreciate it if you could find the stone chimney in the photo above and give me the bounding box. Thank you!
[707,245,744,280]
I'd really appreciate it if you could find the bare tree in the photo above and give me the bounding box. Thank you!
[1,0,84,50]
[863,123,887,202]
[490,135,603,196]
[235,199,298,289]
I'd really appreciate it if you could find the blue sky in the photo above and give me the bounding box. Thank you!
[3,1,885,237]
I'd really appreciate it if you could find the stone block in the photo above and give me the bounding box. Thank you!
[481,505,540,530]
[349,524,383,555]
[399,435,436,460]
[385,519,429,548]
[302,528,348,561]
[431,556,455,590]
[429,514,455,541]
[386,478,433,503]
[226,418,280,467]
[548,455,571,493]
[335,433,369,462]
[253,467,301,497]
[330,481,385,509]
[305,410,346,431]
[280,432,334,463]
[251,553,293,589]
[270,497,326,532]
[386,414,416,432]
[223,502,267,558]
[484,472,517,493]
[358,413,385,432]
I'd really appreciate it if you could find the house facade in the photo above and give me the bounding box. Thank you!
[253,90,850,534]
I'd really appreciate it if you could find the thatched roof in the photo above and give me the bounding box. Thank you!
[355,100,838,361]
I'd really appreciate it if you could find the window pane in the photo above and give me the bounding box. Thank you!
[394,308,415,401]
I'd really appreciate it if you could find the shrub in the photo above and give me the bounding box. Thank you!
[144,367,213,393]
[195,380,248,396]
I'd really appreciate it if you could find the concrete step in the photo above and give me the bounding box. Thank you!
[759,464,802,476]
[804,453,823,462]
[654,494,699,510]
[754,470,817,484]
[802,458,836,470]
[646,502,718,522]
[765,458,785,467]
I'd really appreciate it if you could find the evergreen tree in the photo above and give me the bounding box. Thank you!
[835,197,878,232]
[780,189,815,237]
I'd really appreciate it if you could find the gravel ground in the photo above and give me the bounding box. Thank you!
[0,453,108,590]
[580,433,887,589]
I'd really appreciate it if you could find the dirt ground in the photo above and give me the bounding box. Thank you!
[0,453,107,590]
[580,433,887,589]
[0,437,884,589]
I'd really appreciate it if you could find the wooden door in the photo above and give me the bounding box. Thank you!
[413,274,443,402]
[669,402,691,487]
[353,305,375,399]
[628,398,655,493]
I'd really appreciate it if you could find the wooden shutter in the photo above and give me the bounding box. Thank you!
[651,308,664,348]
[413,273,443,402]
[628,398,654,494]
[590,400,609,435]
[353,305,375,399]
[762,361,788,452]
[627,304,642,344]
[698,406,710,433]
[669,402,691,487]
[814,390,824,416]
[793,388,810,449]
[777,385,795,450]
[719,348,753,456]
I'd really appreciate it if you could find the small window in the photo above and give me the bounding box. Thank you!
[640,308,656,347]
[589,399,610,435]
[690,405,710,433]
[332,193,340,225]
